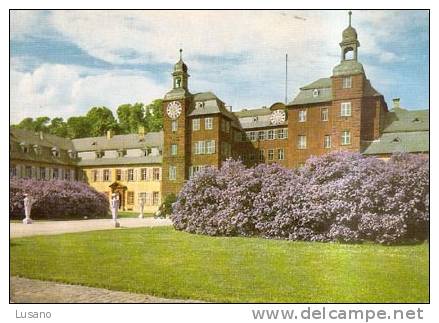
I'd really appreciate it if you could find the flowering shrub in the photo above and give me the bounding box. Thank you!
[10,178,109,219]
[171,152,429,244]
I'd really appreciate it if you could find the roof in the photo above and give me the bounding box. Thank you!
[193,91,223,103]
[362,131,429,155]
[78,155,162,166]
[72,132,163,152]
[289,86,332,106]
[382,108,429,133]
[300,78,332,90]
[332,60,364,76]
[233,107,272,118]
[10,128,74,150]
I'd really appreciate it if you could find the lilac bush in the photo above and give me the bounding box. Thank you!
[10,178,109,219]
[171,152,429,244]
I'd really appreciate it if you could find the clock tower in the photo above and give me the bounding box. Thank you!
[162,49,192,199]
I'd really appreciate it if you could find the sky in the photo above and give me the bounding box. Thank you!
[10,10,429,124]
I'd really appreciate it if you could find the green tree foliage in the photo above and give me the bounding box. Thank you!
[117,103,145,134]
[145,99,163,132]
[66,116,92,139]
[86,106,118,137]
[13,117,36,131]
[48,117,68,137]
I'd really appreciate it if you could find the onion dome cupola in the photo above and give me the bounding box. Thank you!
[165,49,191,100]
[333,11,365,76]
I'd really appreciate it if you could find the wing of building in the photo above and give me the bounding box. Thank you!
[10,12,429,212]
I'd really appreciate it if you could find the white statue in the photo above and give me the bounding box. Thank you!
[138,197,145,219]
[22,194,33,224]
[110,193,120,228]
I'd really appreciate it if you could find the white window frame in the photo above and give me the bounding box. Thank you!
[171,144,178,156]
[103,169,110,181]
[171,120,178,132]
[267,149,274,161]
[206,140,215,154]
[169,166,177,181]
[342,76,352,89]
[298,135,307,149]
[298,110,307,122]
[321,107,329,121]
[341,131,351,145]
[324,135,332,149]
[277,148,285,160]
[153,168,160,181]
[267,130,274,140]
[192,118,200,131]
[258,130,266,141]
[277,128,288,139]
[127,168,134,181]
[205,117,213,130]
[259,149,265,162]
[341,102,352,117]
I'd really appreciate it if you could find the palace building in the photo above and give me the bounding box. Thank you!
[10,13,429,212]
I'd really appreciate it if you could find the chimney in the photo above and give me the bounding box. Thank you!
[39,131,44,140]
[392,98,401,110]
[138,126,145,138]
[226,105,233,112]
[106,130,113,139]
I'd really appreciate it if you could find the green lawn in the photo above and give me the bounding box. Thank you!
[10,227,428,303]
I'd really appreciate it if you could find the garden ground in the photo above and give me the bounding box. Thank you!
[10,226,429,303]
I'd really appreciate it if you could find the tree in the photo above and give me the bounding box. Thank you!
[145,99,163,132]
[66,116,92,139]
[117,103,145,134]
[86,107,118,137]
[14,117,36,131]
[48,117,68,137]
[33,116,50,132]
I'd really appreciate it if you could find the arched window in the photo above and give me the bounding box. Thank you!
[344,47,354,60]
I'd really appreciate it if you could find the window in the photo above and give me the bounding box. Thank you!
[127,191,134,205]
[341,131,351,145]
[298,110,307,122]
[189,165,204,178]
[153,192,160,206]
[298,135,307,149]
[259,149,265,162]
[342,76,352,89]
[225,121,230,133]
[117,149,126,157]
[95,150,104,158]
[258,130,266,141]
[277,149,285,160]
[141,168,148,181]
[39,167,46,180]
[171,144,178,156]
[64,170,71,181]
[321,108,329,121]
[10,164,17,177]
[153,168,160,181]
[171,120,178,132]
[267,130,274,140]
[313,89,319,97]
[324,135,332,149]
[103,169,110,181]
[206,140,216,154]
[341,102,352,117]
[192,118,200,131]
[169,166,176,180]
[53,168,59,179]
[267,149,274,161]
[194,141,206,155]
[221,119,226,132]
[92,170,98,182]
[249,152,255,161]
[116,169,122,181]
[277,128,288,139]
[127,169,134,181]
[205,117,213,130]
[248,131,256,141]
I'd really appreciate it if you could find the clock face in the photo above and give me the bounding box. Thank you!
[270,109,286,125]
[166,101,182,119]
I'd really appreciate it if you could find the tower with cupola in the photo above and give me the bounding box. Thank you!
[161,49,192,199]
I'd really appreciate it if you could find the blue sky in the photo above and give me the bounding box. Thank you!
[10,10,429,123]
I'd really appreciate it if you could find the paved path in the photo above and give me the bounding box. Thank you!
[10,277,199,303]
[10,218,172,238]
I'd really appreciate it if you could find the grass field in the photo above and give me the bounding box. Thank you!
[10,226,428,303]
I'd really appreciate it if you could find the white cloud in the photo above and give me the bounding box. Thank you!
[10,63,167,123]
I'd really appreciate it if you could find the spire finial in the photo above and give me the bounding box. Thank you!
[348,10,352,26]
[179,48,183,60]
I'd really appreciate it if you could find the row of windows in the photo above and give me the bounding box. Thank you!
[10,164,75,181]
[297,102,352,123]
[191,117,214,131]
[193,140,216,155]
[92,148,159,159]
[297,131,351,149]
[91,167,161,182]
[242,148,285,162]
[245,128,288,142]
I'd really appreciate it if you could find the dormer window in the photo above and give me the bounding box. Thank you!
[412,118,421,123]
[313,89,319,97]
[95,150,104,158]
[196,102,205,109]
[117,149,126,157]
[51,147,60,158]
[33,145,41,155]
[252,116,258,122]
[20,142,29,153]
[392,137,401,143]
[68,149,77,159]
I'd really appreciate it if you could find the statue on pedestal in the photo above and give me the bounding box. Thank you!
[111,193,120,228]
[22,194,33,224]
[138,197,145,219]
